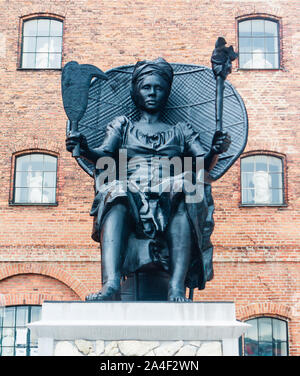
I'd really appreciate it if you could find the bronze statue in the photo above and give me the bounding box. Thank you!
[63,40,246,302]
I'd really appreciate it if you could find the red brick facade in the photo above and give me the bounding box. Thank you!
[0,1,299,355]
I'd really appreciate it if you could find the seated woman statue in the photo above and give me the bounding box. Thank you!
[66,58,231,302]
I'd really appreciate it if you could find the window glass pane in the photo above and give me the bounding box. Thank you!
[239,38,252,53]
[242,189,254,204]
[241,172,253,188]
[254,179,271,204]
[252,52,267,69]
[44,172,56,187]
[14,188,28,203]
[48,53,61,69]
[30,347,39,356]
[16,307,28,327]
[259,317,273,341]
[27,188,42,203]
[265,20,278,37]
[255,155,268,171]
[2,331,15,353]
[273,319,287,341]
[265,37,278,53]
[239,20,252,37]
[42,188,56,203]
[48,37,62,53]
[271,189,283,204]
[245,319,258,341]
[30,307,41,323]
[241,157,255,172]
[239,53,252,69]
[258,341,273,356]
[37,19,50,36]
[251,19,265,37]
[15,328,28,346]
[36,37,49,53]
[22,53,36,68]
[2,347,14,356]
[29,330,39,346]
[44,155,57,171]
[15,347,27,356]
[50,20,63,36]
[23,37,36,53]
[36,53,49,68]
[16,155,31,171]
[265,53,279,69]
[15,172,28,188]
[270,173,282,189]
[27,171,43,188]
[269,157,282,172]
[23,20,37,36]
[29,155,44,171]
[274,341,287,356]
[3,308,15,327]
[252,37,265,53]
[244,340,258,356]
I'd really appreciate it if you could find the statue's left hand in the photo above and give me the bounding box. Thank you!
[211,131,231,154]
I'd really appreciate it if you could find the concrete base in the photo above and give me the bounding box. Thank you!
[28,301,249,356]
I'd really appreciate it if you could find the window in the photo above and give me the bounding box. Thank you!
[0,305,41,356]
[241,317,288,356]
[238,18,280,69]
[241,155,284,205]
[13,153,57,204]
[21,18,63,69]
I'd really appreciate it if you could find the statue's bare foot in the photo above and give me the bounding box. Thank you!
[85,280,120,301]
[168,286,191,302]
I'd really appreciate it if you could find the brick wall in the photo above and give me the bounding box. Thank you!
[0,0,299,355]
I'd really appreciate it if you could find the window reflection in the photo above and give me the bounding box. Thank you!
[14,154,57,204]
[0,306,41,356]
[21,18,63,69]
[241,155,284,205]
[239,19,279,69]
[243,317,288,356]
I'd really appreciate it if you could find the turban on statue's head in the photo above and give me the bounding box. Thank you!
[131,58,174,107]
[131,57,174,89]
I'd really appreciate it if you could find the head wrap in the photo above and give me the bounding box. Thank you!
[131,57,174,88]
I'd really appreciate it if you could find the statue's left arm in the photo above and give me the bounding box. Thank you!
[183,123,231,171]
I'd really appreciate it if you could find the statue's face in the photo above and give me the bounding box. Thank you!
[135,74,170,113]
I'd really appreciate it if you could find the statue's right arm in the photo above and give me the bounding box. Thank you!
[66,116,127,164]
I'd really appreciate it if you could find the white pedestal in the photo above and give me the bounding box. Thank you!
[28,301,249,356]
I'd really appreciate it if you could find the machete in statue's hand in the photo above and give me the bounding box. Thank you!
[61,61,108,157]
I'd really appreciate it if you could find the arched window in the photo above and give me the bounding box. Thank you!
[241,317,288,356]
[13,153,57,204]
[238,18,280,69]
[21,17,63,69]
[0,305,41,356]
[241,154,284,205]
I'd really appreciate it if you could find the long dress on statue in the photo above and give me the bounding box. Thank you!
[90,115,215,291]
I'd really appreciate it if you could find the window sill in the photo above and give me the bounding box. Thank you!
[239,203,288,208]
[237,67,283,72]
[17,68,62,71]
[9,202,58,207]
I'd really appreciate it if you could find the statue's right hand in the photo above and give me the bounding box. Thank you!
[66,132,88,154]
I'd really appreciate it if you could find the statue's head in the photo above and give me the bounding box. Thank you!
[131,57,174,113]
